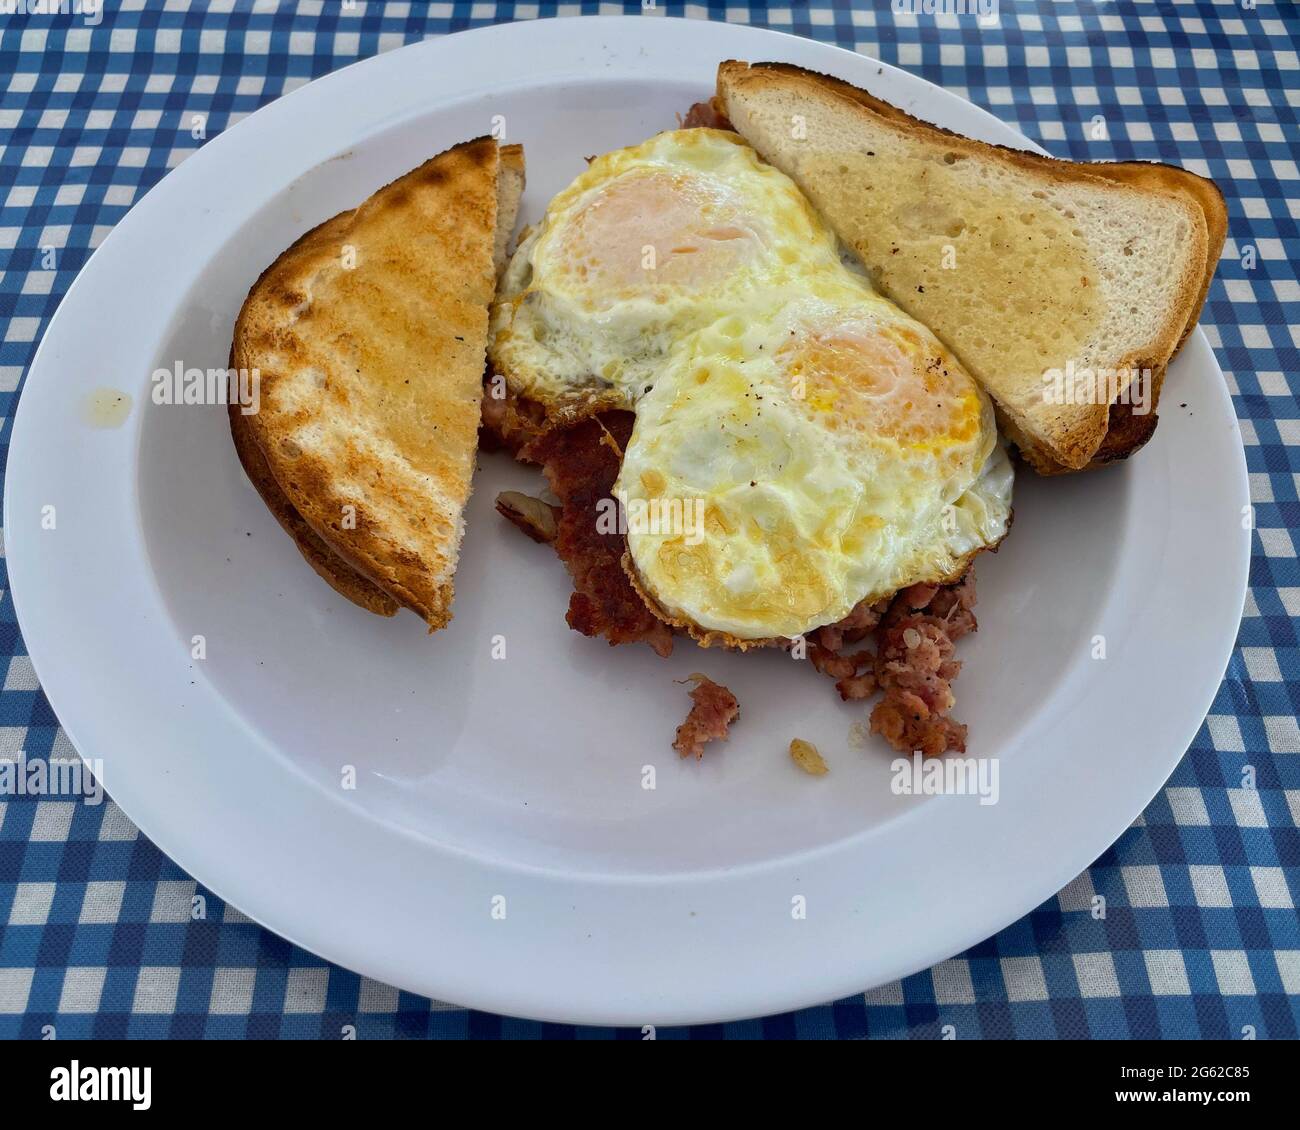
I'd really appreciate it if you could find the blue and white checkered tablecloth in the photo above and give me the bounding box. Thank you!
[0,0,1297,1039]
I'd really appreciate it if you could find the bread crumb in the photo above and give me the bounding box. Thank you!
[789,738,829,776]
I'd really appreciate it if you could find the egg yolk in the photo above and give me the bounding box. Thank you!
[543,168,762,304]
[780,322,982,454]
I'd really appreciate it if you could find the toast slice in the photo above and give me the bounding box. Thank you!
[494,143,526,274]
[232,138,525,627]
[715,61,1226,473]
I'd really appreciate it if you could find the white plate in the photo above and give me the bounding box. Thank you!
[5,16,1248,1025]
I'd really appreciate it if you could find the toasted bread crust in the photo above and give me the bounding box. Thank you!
[716,60,1223,473]
[229,403,399,615]
[233,137,508,629]
[495,143,526,274]
[1010,363,1168,475]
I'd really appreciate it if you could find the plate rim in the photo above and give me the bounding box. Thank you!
[4,14,1249,1025]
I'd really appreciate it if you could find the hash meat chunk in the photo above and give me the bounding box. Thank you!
[672,674,740,760]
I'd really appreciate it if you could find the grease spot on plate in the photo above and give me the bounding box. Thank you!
[81,388,133,428]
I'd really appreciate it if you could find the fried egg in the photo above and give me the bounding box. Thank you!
[489,129,846,414]
[615,294,1013,641]
[490,128,1014,642]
